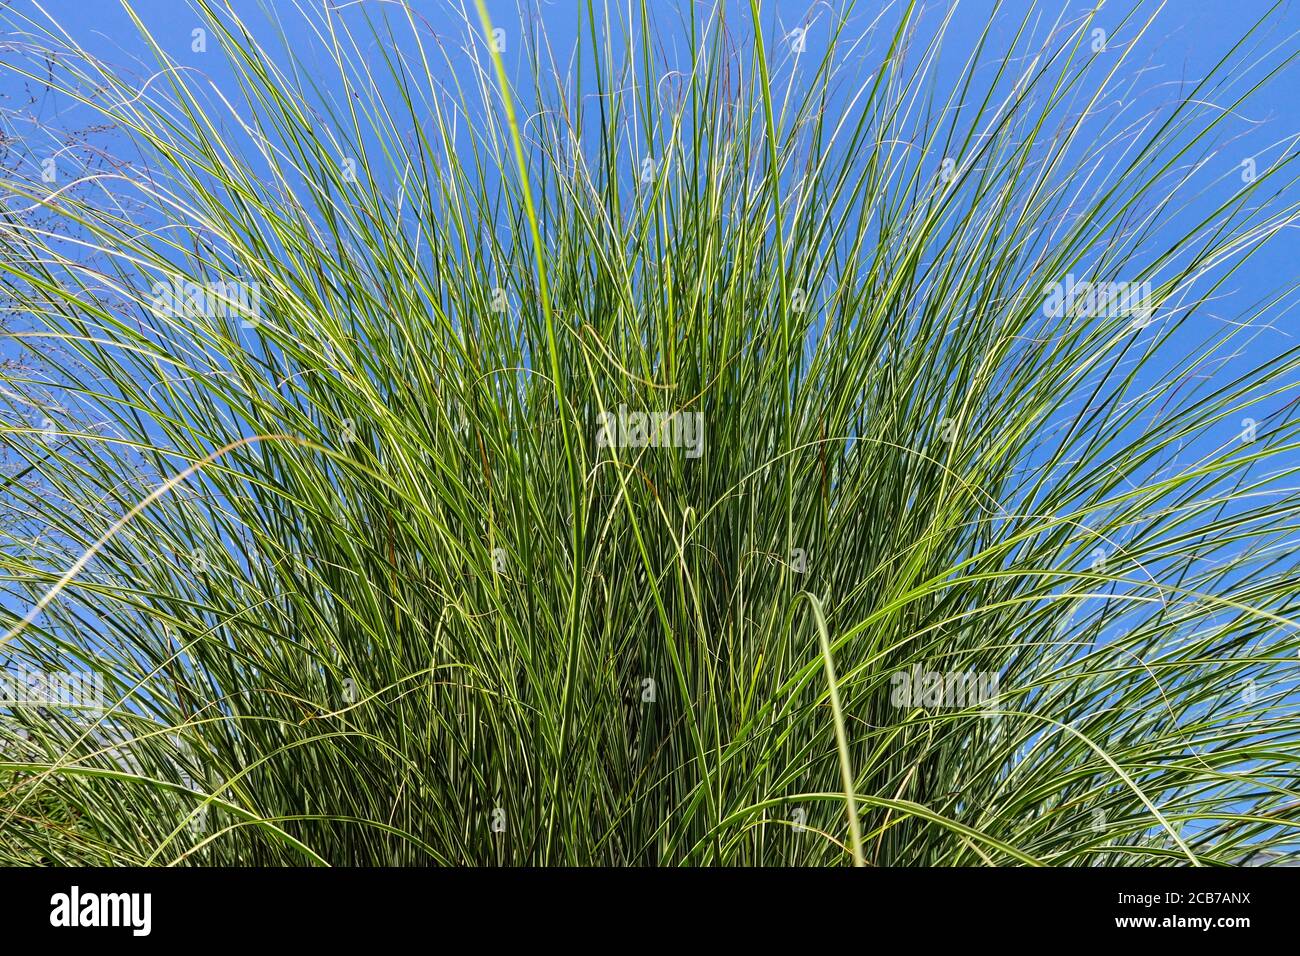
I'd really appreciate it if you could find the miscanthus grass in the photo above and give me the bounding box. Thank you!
[1,0,1299,866]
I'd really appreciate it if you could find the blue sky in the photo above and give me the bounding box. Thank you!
[7,0,1295,338]
[2,0,1295,532]
[3,1,1297,611]
[3,1,1297,604]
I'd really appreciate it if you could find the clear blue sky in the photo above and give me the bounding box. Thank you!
[2,0,1297,495]
[6,0,1294,334]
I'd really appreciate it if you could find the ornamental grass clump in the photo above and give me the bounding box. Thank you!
[1,0,1299,865]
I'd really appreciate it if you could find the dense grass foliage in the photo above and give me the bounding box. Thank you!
[1,0,1299,865]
